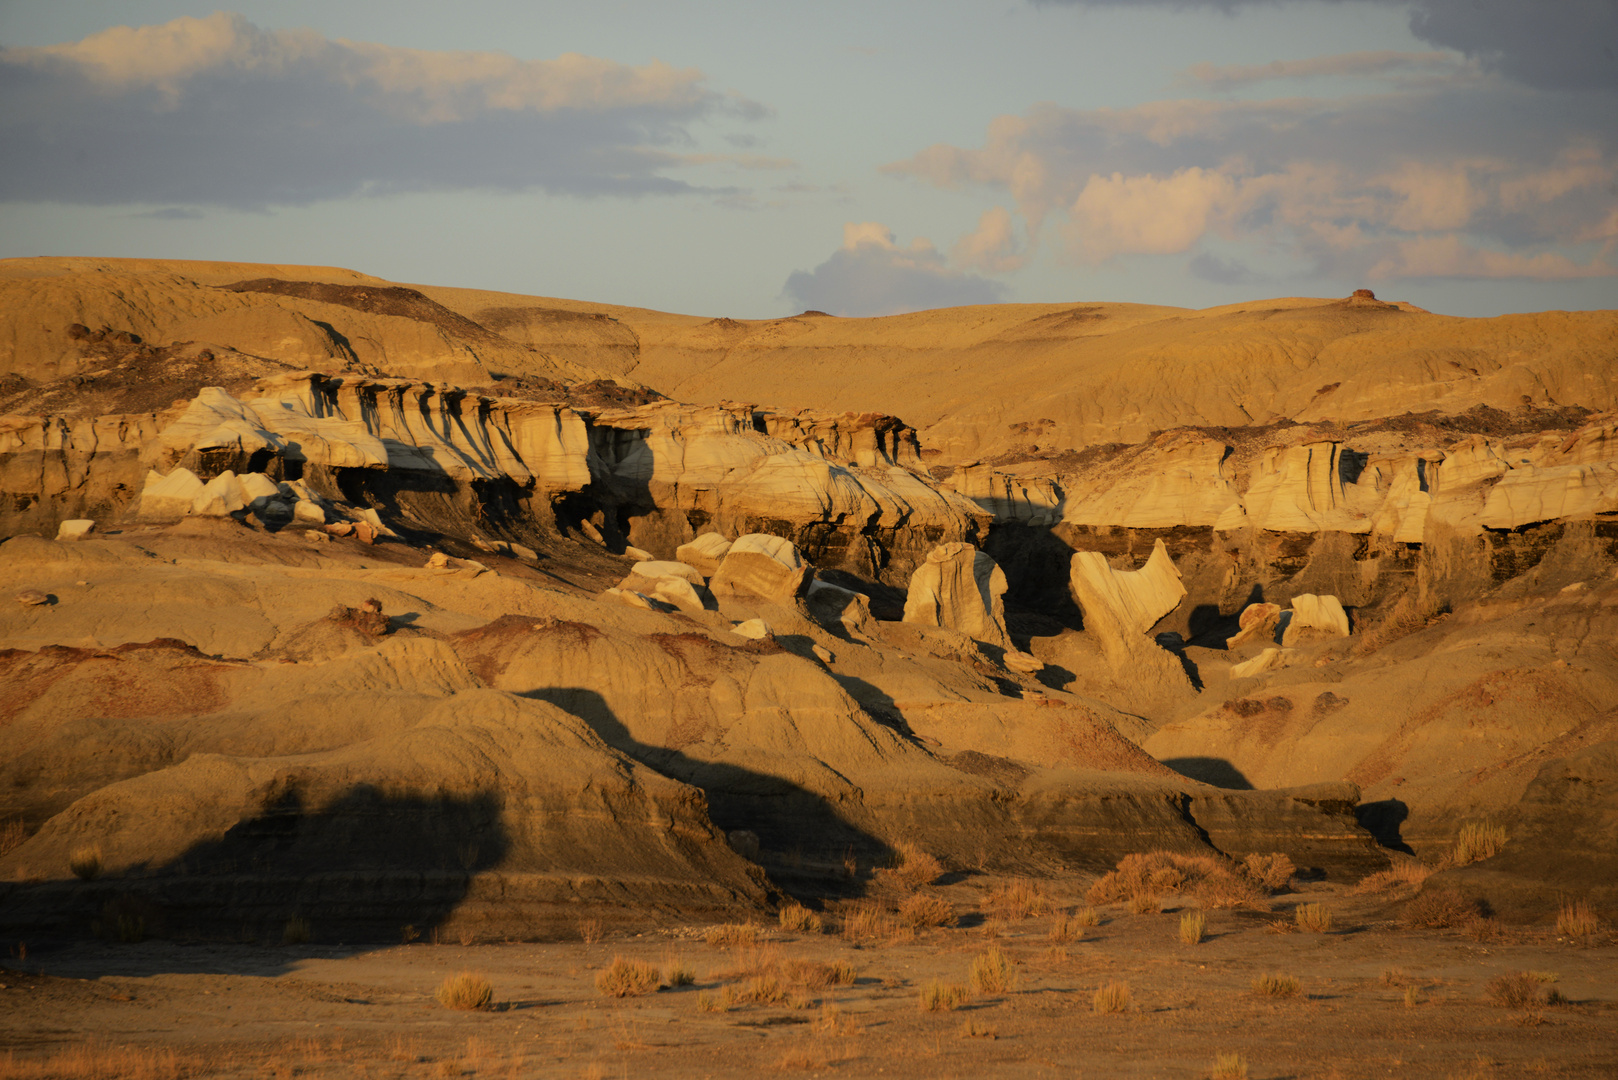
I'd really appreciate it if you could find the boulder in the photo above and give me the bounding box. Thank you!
[1226,602,1283,648]
[136,468,205,519]
[628,560,705,585]
[1067,539,1187,668]
[676,533,733,577]
[902,542,1010,650]
[805,578,874,637]
[730,618,772,640]
[708,533,810,602]
[1281,594,1350,646]
[55,519,95,541]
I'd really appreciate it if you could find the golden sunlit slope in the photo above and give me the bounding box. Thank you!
[419,282,1618,462]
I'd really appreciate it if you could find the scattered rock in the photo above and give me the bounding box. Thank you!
[675,533,732,577]
[730,619,773,641]
[55,519,95,541]
[15,589,49,606]
[1226,602,1282,648]
[709,534,810,603]
[1281,594,1350,646]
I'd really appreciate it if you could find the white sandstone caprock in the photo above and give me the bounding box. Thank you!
[1068,539,1187,668]
[56,519,95,541]
[676,533,733,577]
[629,560,705,585]
[902,542,1011,651]
[730,618,773,640]
[1281,594,1350,645]
[1230,647,1290,679]
[708,533,810,602]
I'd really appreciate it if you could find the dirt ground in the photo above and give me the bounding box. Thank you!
[1,881,1614,1080]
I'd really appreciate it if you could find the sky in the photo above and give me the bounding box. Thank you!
[1,0,1615,318]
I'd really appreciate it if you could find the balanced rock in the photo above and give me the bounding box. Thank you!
[708,533,810,602]
[902,542,1010,650]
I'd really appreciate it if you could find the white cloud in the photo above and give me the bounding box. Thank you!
[951,206,1030,273]
[782,223,1007,317]
[884,67,1618,283]
[1371,236,1616,280]
[0,13,757,207]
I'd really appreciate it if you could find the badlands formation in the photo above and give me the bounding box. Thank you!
[2,255,1616,955]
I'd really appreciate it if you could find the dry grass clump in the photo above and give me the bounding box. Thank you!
[695,991,727,1013]
[1073,905,1101,927]
[435,972,494,1010]
[1451,822,1506,866]
[969,946,1016,994]
[596,956,663,997]
[1403,986,1421,1008]
[1485,972,1565,1010]
[1091,981,1131,1014]
[0,820,26,858]
[774,1044,831,1072]
[704,922,762,948]
[1241,853,1296,893]
[839,902,913,944]
[879,842,944,889]
[69,845,103,882]
[1402,888,1483,929]
[1130,892,1162,915]
[1086,852,1265,910]
[1047,913,1085,943]
[898,893,958,929]
[918,979,971,1012]
[1293,903,1332,933]
[0,1042,198,1079]
[1179,909,1207,944]
[957,1017,997,1039]
[1353,859,1433,894]
[577,917,603,944]
[664,959,696,987]
[1556,899,1601,941]
[1251,973,1301,999]
[777,904,823,934]
[980,878,1055,920]
[736,975,787,1005]
[1211,1051,1249,1079]
[779,958,856,990]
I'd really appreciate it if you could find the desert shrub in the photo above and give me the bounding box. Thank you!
[1465,916,1499,943]
[1293,903,1332,933]
[1353,859,1433,894]
[1086,852,1264,910]
[705,922,762,948]
[1073,906,1101,927]
[596,956,663,997]
[1092,981,1131,1014]
[0,819,26,858]
[1250,973,1300,998]
[778,904,823,934]
[898,893,957,929]
[1485,972,1546,1010]
[1211,1051,1249,1079]
[665,960,696,987]
[1048,914,1084,943]
[1452,822,1506,866]
[1379,967,1410,987]
[969,946,1016,994]
[980,878,1054,920]
[1556,899,1601,941]
[281,917,311,945]
[779,958,855,989]
[436,972,493,1010]
[738,975,786,1005]
[1241,853,1296,893]
[1131,892,1162,915]
[578,917,603,943]
[1179,910,1206,945]
[881,842,944,889]
[1403,986,1420,1008]
[69,845,103,881]
[958,1018,997,1039]
[918,979,971,1012]
[839,902,911,944]
[696,991,726,1013]
[1402,888,1483,929]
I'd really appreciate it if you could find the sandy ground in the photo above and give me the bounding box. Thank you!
[1,882,1614,1079]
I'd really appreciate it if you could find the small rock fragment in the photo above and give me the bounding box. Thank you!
[16,589,49,606]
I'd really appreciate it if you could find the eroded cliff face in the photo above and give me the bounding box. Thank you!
[3,257,1616,929]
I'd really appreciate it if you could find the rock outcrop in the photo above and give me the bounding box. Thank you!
[903,542,1011,650]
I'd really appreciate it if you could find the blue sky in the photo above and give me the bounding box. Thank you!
[2,1,1615,317]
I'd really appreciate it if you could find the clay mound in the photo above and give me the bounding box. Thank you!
[2,688,763,941]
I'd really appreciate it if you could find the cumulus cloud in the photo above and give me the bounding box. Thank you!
[782,223,1006,317]
[0,12,757,207]
[951,206,1030,273]
[1038,0,1618,92]
[884,69,1618,282]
